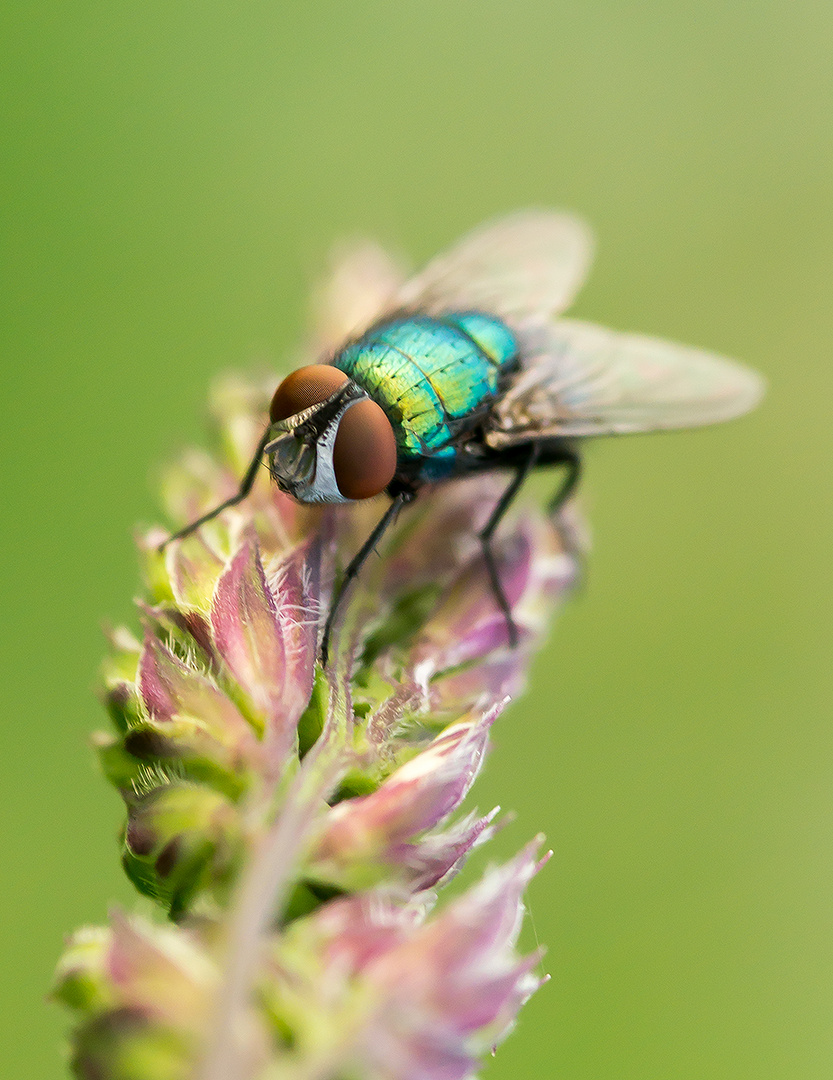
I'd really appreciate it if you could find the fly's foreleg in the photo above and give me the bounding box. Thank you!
[321,491,412,666]
[158,425,273,550]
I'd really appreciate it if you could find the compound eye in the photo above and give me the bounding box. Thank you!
[269,365,349,422]
[332,400,397,500]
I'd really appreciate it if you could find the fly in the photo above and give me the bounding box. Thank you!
[160,210,765,663]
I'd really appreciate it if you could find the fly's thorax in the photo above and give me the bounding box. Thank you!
[332,312,519,468]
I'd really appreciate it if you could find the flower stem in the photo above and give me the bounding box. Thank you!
[199,696,350,1080]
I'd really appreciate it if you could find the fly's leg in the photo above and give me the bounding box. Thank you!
[158,425,273,550]
[547,449,581,516]
[480,446,581,646]
[548,448,585,568]
[321,491,412,666]
[479,444,541,648]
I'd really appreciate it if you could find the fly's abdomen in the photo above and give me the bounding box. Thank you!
[334,314,517,470]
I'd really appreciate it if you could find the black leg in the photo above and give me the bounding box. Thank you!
[547,449,585,584]
[159,425,273,550]
[479,444,542,648]
[547,449,581,516]
[321,492,412,666]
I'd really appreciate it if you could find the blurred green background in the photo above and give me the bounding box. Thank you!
[2,2,831,1077]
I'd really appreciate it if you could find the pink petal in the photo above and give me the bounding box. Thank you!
[106,911,208,1027]
[365,842,548,1042]
[313,710,499,869]
[313,893,424,970]
[387,808,500,891]
[138,635,259,754]
[261,534,321,762]
[210,535,292,750]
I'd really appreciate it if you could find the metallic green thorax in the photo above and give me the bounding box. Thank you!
[334,313,518,480]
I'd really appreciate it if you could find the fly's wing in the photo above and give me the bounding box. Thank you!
[311,240,407,353]
[395,210,593,325]
[485,319,765,447]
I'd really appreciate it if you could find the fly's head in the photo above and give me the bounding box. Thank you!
[266,366,398,504]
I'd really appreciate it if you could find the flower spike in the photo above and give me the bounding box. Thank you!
[56,230,585,1080]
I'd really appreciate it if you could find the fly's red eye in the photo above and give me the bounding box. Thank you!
[269,365,349,422]
[333,400,397,500]
[270,364,397,499]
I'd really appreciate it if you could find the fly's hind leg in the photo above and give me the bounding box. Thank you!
[547,448,585,587]
[479,444,541,648]
[547,449,581,516]
[480,446,581,647]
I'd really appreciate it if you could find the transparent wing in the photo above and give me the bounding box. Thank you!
[485,319,765,446]
[311,240,407,353]
[395,210,594,325]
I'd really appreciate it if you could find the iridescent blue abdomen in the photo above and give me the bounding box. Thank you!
[333,313,518,479]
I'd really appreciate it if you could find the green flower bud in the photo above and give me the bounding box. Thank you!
[71,1010,194,1080]
[52,927,115,1014]
[122,784,242,918]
